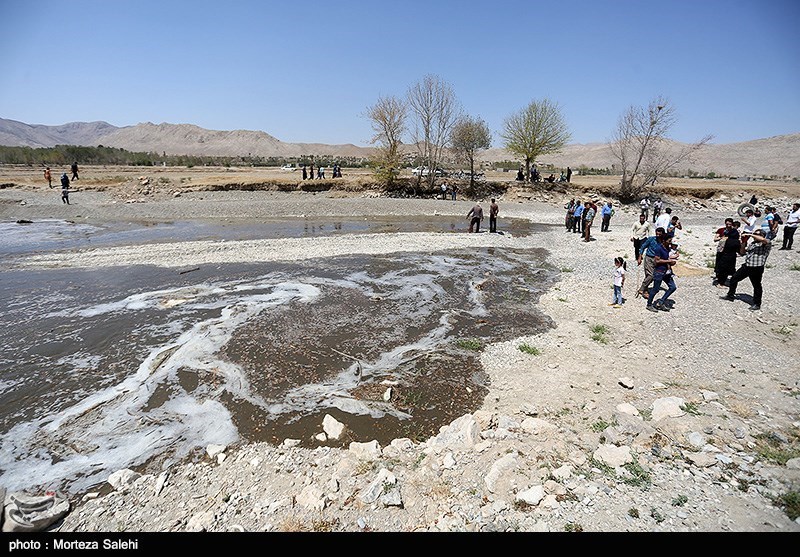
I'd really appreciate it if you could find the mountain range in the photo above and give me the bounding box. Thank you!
[2,118,798,177]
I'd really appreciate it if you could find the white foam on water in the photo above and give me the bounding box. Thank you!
[268,313,453,420]
[0,279,322,493]
[0,396,235,493]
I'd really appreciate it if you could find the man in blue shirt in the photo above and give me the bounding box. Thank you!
[646,235,678,312]
[636,227,665,297]
[571,201,584,234]
[600,202,613,232]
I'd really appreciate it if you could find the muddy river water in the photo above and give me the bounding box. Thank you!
[0,216,557,494]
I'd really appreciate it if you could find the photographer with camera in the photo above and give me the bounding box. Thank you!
[720,229,772,311]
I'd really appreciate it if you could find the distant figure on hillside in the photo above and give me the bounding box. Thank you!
[302,165,308,180]
[60,173,70,204]
[566,166,572,183]
[44,166,52,188]
[467,202,484,233]
[71,162,79,180]
[309,163,314,180]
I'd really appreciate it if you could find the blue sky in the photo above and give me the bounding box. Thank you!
[1,0,798,147]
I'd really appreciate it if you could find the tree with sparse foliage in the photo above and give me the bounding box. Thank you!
[450,115,491,189]
[365,95,407,186]
[500,98,570,182]
[407,74,461,188]
[610,96,712,202]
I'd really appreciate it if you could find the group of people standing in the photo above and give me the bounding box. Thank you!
[44,162,79,204]
[713,201,800,310]
[516,166,572,184]
[639,196,663,223]
[301,163,341,180]
[565,199,615,242]
[466,198,499,233]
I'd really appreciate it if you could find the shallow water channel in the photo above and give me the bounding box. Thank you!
[0,216,557,494]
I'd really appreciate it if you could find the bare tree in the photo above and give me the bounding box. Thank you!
[500,98,570,182]
[610,96,712,202]
[450,115,491,189]
[365,95,407,186]
[407,74,461,188]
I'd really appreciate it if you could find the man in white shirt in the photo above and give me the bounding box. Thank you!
[779,202,800,250]
[654,207,672,231]
[639,197,650,220]
[741,208,757,234]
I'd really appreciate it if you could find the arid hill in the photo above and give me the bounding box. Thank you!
[1,118,798,177]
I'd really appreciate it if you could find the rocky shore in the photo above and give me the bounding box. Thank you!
[1,186,799,532]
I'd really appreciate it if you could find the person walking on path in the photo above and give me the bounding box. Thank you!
[652,198,663,223]
[60,173,70,204]
[451,184,458,201]
[467,202,484,233]
[721,229,772,310]
[610,257,626,308]
[44,166,52,188]
[71,162,79,180]
[571,201,584,234]
[646,235,678,312]
[489,198,499,233]
[566,166,572,183]
[600,201,613,232]
[654,207,672,232]
[583,202,596,242]
[779,202,800,250]
[637,227,665,298]
[630,213,652,261]
[639,197,650,220]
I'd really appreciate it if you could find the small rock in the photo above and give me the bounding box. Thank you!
[322,414,346,440]
[349,440,382,461]
[686,452,717,468]
[383,387,392,402]
[785,458,800,470]
[651,397,685,421]
[701,390,719,401]
[107,469,141,491]
[442,452,456,469]
[593,444,633,467]
[216,453,227,464]
[687,432,706,449]
[315,433,327,442]
[281,439,301,448]
[618,377,635,389]
[206,444,226,458]
[616,402,639,416]
[515,485,544,506]
[520,403,539,417]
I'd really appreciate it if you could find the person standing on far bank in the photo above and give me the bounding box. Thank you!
[71,162,79,180]
[60,172,70,204]
[489,198,499,233]
[44,166,52,188]
[467,202,484,233]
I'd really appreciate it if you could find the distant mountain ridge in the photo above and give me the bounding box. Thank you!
[1,118,798,177]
